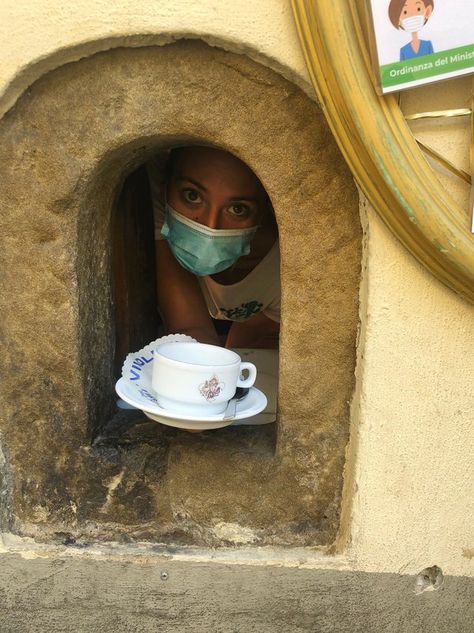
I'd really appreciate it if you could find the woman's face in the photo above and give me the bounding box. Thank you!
[398,0,432,25]
[166,147,270,230]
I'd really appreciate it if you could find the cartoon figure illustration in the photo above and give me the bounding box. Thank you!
[389,0,434,61]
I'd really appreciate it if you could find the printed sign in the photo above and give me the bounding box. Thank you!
[366,1,474,93]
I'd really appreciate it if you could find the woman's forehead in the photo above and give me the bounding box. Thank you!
[170,147,263,191]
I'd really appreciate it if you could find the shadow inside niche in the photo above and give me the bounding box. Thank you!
[94,408,276,455]
[112,164,162,381]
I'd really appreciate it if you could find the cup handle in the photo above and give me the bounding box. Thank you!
[237,362,257,388]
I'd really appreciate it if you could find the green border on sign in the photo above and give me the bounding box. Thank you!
[380,44,474,89]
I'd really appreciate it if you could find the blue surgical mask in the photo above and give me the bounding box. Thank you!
[161,205,258,276]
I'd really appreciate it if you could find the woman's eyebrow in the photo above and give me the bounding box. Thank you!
[176,177,259,203]
[176,176,208,192]
[229,196,259,203]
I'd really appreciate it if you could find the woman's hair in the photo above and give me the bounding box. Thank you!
[388,0,434,29]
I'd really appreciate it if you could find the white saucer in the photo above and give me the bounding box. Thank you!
[115,378,268,430]
[117,338,277,430]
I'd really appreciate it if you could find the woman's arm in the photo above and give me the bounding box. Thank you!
[225,311,280,350]
[155,240,219,345]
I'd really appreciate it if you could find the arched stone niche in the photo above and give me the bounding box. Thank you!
[0,41,361,546]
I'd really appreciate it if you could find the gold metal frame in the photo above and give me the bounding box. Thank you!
[291,0,474,303]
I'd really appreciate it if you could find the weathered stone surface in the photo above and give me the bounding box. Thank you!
[0,551,473,633]
[0,41,361,544]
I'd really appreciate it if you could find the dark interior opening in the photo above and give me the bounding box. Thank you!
[112,164,161,378]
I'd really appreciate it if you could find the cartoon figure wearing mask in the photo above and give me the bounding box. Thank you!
[389,0,434,61]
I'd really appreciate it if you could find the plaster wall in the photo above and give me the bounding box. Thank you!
[0,0,472,577]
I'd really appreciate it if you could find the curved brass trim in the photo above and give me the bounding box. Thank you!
[291,0,474,303]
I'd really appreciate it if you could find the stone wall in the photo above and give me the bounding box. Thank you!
[0,41,361,545]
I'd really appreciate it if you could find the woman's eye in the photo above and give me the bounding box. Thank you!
[182,189,201,203]
[228,204,251,217]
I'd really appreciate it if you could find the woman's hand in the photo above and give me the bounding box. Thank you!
[225,311,280,350]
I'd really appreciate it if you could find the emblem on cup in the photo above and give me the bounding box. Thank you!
[199,375,225,401]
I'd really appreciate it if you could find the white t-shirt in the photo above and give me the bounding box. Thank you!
[146,158,280,323]
[198,242,280,323]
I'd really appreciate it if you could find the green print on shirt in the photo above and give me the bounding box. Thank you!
[220,301,263,320]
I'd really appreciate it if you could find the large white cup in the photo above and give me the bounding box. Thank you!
[152,342,257,414]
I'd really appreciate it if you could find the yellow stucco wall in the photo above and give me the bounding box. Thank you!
[0,0,472,576]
